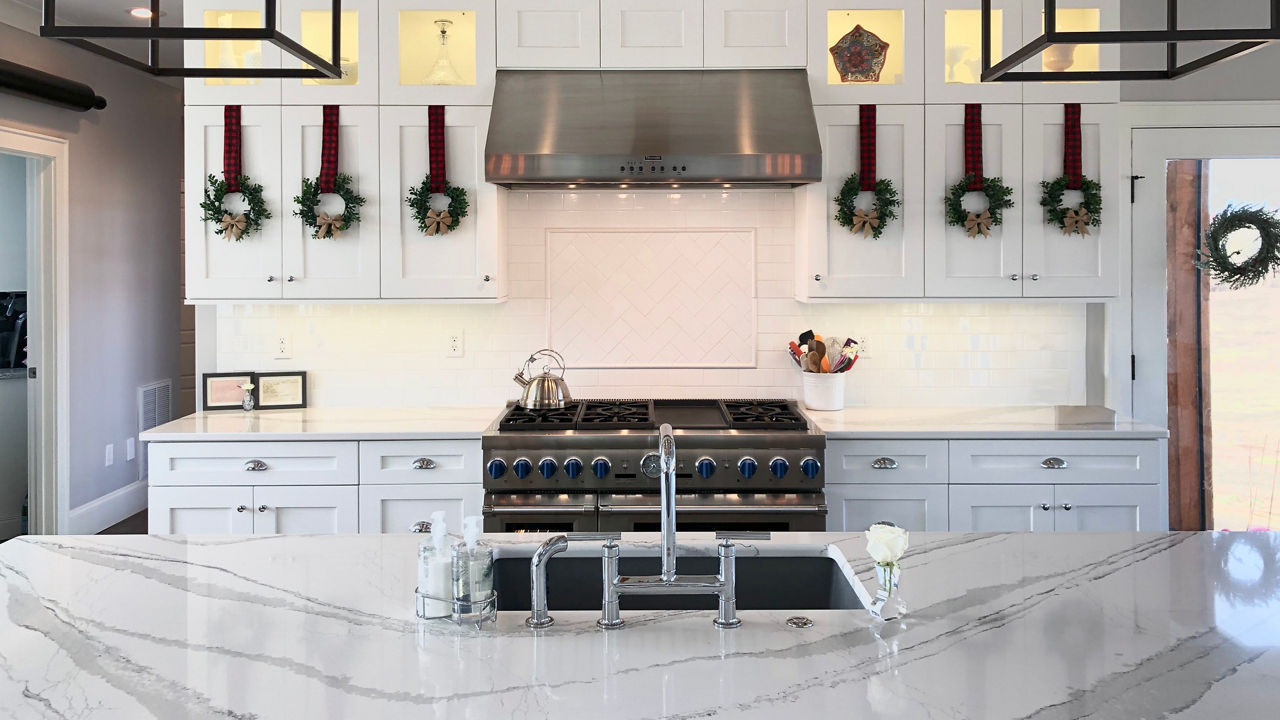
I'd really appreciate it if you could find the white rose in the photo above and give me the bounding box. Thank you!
[865,523,909,565]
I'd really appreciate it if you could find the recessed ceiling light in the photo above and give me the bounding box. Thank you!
[128,7,161,19]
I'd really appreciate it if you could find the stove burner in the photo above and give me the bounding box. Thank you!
[720,400,807,430]
[577,400,655,429]
[498,402,581,431]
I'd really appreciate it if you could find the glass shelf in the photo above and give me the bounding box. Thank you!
[202,10,263,86]
[943,9,1002,85]
[398,10,478,87]
[825,9,905,86]
[300,10,360,86]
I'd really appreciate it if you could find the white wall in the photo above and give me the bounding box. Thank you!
[0,21,182,511]
[0,153,25,291]
[216,189,1088,408]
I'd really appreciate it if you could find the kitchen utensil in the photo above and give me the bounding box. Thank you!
[786,347,802,368]
[788,341,803,362]
[513,349,573,409]
[798,329,815,347]
[812,340,827,363]
[807,351,823,373]
[821,356,831,373]
[825,336,846,363]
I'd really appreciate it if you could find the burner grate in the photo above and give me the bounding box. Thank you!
[498,402,582,431]
[720,400,808,430]
[576,399,656,429]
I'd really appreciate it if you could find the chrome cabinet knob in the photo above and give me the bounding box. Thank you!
[1040,503,1051,511]
[483,274,492,282]
[236,505,248,513]
[1010,274,1020,281]
[1041,457,1069,470]
[871,457,899,470]
[813,274,823,282]
[1060,502,1073,511]
[243,459,268,472]
[1029,273,1040,281]
[257,505,269,513]
[286,275,296,282]
[266,275,276,283]
[411,457,437,470]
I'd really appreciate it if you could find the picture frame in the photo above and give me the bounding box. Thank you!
[255,371,308,410]
[202,371,256,411]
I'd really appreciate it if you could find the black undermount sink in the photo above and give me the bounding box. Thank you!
[494,555,863,612]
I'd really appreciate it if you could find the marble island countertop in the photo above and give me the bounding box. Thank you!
[1,530,1275,719]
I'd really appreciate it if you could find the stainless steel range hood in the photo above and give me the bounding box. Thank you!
[484,69,821,188]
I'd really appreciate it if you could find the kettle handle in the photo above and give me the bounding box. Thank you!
[524,348,567,378]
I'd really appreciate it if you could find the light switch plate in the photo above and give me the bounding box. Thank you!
[104,443,114,467]
[126,437,136,462]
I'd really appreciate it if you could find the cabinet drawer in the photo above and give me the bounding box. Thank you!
[358,440,481,485]
[149,442,358,487]
[949,440,1161,485]
[826,484,949,532]
[826,441,948,484]
[359,485,484,533]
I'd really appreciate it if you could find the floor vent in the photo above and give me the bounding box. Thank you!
[137,379,172,482]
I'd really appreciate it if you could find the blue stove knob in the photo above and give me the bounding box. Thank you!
[486,458,507,480]
[513,458,533,480]
[738,457,758,480]
[801,457,822,479]
[769,457,789,479]
[592,457,611,479]
[564,457,584,479]
[538,457,558,479]
[696,457,716,479]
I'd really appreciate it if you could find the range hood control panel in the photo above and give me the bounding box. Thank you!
[621,156,688,178]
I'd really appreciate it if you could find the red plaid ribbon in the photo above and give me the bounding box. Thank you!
[428,105,446,193]
[858,105,877,191]
[223,105,242,193]
[964,104,984,191]
[1063,103,1083,190]
[318,105,340,194]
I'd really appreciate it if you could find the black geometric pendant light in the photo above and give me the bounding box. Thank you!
[39,0,343,79]
[981,0,1280,82]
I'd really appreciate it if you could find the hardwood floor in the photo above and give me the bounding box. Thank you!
[99,510,147,535]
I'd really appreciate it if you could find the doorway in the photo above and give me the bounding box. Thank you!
[0,152,28,540]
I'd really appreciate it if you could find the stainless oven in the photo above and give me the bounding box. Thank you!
[596,493,828,533]
[483,493,598,533]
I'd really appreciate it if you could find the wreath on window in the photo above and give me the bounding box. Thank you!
[293,173,365,239]
[834,174,900,239]
[406,176,469,236]
[200,174,271,242]
[945,174,1015,238]
[1040,176,1103,236]
[1196,204,1280,289]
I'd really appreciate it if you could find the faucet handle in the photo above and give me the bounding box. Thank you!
[566,532,622,543]
[715,531,772,542]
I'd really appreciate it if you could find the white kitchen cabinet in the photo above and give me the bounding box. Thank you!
[184,105,284,300]
[359,484,483,533]
[183,0,281,105]
[379,106,506,300]
[798,105,924,299]
[601,0,703,68]
[358,440,482,485]
[281,0,380,105]
[949,484,1055,532]
[704,0,805,68]
[149,486,255,534]
[497,0,601,68]
[1021,103,1119,297]
[149,441,360,487]
[281,106,381,299]
[807,0,925,104]
[924,104,1024,297]
[948,439,1160,486]
[1019,0,1120,104]
[923,0,1022,103]
[379,0,497,105]
[1052,484,1159,531]
[827,483,948,532]
[252,486,359,533]
[826,440,948,484]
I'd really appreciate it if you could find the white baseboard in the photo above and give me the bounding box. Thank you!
[67,480,147,535]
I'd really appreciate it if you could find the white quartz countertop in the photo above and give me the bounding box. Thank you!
[1,530,1273,719]
[140,405,505,441]
[804,405,1169,439]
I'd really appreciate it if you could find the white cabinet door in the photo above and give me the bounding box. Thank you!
[359,484,483,533]
[924,104,1024,297]
[1053,484,1160,532]
[252,486,359,534]
[601,0,703,68]
[280,0,380,105]
[827,484,948,532]
[1019,0,1120,104]
[923,0,1022,103]
[281,105,381,299]
[183,0,281,105]
[800,105,924,299]
[704,0,805,68]
[149,486,254,534]
[826,440,949,484]
[807,0,925,104]
[949,484,1055,531]
[379,106,505,299]
[497,0,601,68]
[184,105,284,300]
[379,0,497,105]
[1021,103,1119,297]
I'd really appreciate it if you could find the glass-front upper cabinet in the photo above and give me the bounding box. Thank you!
[282,0,379,104]
[924,0,1023,103]
[379,0,496,105]
[807,0,924,103]
[184,0,281,104]
[1020,0,1120,103]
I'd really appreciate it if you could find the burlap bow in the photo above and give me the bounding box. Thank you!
[315,211,343,239]
[851,208,881,238]
[964,210,993,238]
[1062,207,1092,236]
[219,213,247,240]
[424,209,453,236]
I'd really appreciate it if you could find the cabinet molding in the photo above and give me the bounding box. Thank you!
[149,486,255,534]
[949,483,1055,532]
[704,0,806,68]
[253,485,359,533]
[601,0,704,68]
[497,0,601,68]
[827,483,948,532]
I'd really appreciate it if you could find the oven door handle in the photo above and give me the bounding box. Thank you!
[482,504,596,515]
[597,503,828,515]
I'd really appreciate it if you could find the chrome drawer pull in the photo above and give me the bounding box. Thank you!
[411,457,438,470]
[243,460,268,472]
[1041,457,1068,470]
[257,505,269,513]
[1060,502,1073,511]
[1040,503,1051,511]
[871,457,899,470]
[236,505,248,513]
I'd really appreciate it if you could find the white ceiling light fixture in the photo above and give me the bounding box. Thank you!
[127,7,153,20]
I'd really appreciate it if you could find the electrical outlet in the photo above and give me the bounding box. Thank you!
[126,437,136,462]
[275,334,292,359]
[447,332,464,358]
[104,443,114,467]
[855,338,871,359]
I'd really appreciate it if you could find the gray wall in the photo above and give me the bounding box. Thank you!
[0,153,25,290]
[0,21,182,511]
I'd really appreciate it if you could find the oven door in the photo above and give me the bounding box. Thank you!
[596,492,827,533]
[483,493,598,533]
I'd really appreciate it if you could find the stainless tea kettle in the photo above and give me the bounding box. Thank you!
[513,349,573,409]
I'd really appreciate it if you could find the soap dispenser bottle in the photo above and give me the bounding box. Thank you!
[451,516,495,625]
[415,511,454,620]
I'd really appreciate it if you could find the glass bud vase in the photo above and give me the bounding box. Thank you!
[870,563,903,620]
[242,390,255,412]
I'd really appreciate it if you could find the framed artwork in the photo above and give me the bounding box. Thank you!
[256,371,308,409]
[202,372,256,411]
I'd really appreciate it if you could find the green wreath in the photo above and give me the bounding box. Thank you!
[1040,175,1103,236]
[945,174,1015,237]
[1195,204,1280,289]
[406,176,469,236]
[292,173,366,239]
[834,175,900,239]
[200,174,271,242]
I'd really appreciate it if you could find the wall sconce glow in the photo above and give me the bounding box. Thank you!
[671,184,679,188]
[567,184,577,189]
[619,184,628,188]
[722,184,732,188]
[128,7,154,19]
